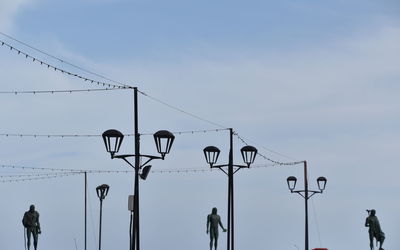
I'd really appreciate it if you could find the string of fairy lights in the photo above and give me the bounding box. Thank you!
[0,88,125,95]
[0,32,303,185]
[0,31,129,88]
[0,162,288,183]
[234,132,303,166]
[0,128,228,138]
[0,39,132,89]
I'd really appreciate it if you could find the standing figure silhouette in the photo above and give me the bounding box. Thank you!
[207,207,227,250]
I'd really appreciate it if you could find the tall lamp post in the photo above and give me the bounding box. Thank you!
[203,128,257,250]
[102,88,175,250]
[96,184,110,250]
[286,161,327,250]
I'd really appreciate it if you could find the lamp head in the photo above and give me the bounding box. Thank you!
[286,176,297,191]
[102,129,124,158]
[317,176,327,191]
[203,146,220,167]
[240,145,257,167]
[153,130,175,159]
[96,184,110,200]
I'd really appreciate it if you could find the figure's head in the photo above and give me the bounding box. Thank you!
[29,205,35,212]
[370,209,376,216]
[212,207,217,214]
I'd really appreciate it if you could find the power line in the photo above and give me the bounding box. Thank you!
[0,164,85,172]
[0,39,132,89]
[0,133,128,138]
[0,88,125,95]
[311,197,323,247]
[234,132,303,166]
[0,172,75,178]
[0,162,290,177]
[138,90,228,129]
[0,129,227,138]
[0,31,133,88]
[234,132,299,161]
[0,172,81,183]
[0,35,300,167]
[141,128,229,136]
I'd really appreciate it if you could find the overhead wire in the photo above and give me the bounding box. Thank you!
[0,31,131,88]
[311,197,323,247]
[234,131,303,166]
[0,128,227,138]
[140,128,229,136]
[0,39,132,89]
[0,88,126,95]
[0,162,289,180]
[0,133,130,138]
[0,172,81,183]
[138,90,228,129]
[0,34,304,167]
[0,172,76,178]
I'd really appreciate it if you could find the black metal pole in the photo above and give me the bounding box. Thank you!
[229,128,234,250]
[133,87,140,250]
[303,161,309,250]
[99,199,103,250]
[227,176,231,250]
[85,172,87,250]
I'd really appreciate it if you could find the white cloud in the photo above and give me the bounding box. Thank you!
[0,0,36,31]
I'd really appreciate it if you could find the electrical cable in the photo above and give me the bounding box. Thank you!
[0,88,125,95]
[0,33,308,167]
[0,129,228,139]
[87,184,98,250]
[0,172,78,178]
[0,133,131,138]
[234,132,303,166]
[311,194,323,247]
[140,128,229,136]
[0,162,291,181]
[0,39,131,89]
[0,172,81,183]
[0,31,132,88]
[138,90,228,129]
[234,132,299,161]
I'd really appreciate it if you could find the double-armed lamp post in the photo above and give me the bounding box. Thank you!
[102,87,175,250]
[203,128,258,250]
[286,161,327,250]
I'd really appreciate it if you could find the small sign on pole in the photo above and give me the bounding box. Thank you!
[128,195,134,211]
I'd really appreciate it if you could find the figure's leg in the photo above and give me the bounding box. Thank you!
[214,232,219,250]
[379,236,385,250]
[369,233,374,250]
[209,231,213,250]
[27,229,32,250]
[33,231,38,250]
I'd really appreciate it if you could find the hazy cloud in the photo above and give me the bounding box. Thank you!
[0,0,36,31]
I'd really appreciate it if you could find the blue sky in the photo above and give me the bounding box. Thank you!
[1,0,400,250]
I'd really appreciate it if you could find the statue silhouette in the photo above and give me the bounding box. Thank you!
[22,205,41,250]
[365,209,385,250]
[206,207,226,250]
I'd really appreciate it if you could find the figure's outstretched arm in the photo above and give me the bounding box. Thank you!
[218,219,227,232]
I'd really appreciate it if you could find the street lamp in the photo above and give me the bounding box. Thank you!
[203,128,257,250]
[101,86,175,250]
[286,161,327,250]
[96,184,110,250]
